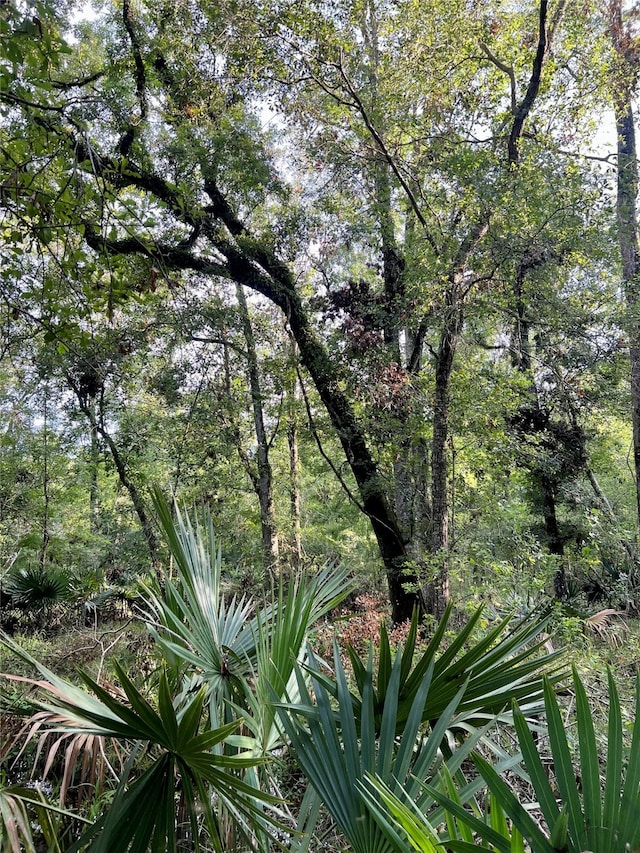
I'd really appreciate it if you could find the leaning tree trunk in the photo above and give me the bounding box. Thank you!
[78,120,421,621]
[80,396,160,565]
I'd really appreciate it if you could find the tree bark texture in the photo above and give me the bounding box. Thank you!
[286,347,302,569]
[235,284,280,575]
[427,285,464,616]
[614,99,640,531]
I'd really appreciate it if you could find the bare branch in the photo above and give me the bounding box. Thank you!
[508,0,548,165]
[479,42,517,114]
[336,60,440,256]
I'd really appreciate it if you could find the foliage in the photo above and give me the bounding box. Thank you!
[0,780,77,853]
[1,565,72,613]
[452,668,640,853]
[1,497,355,851]
[1,0,625,618]
[0,0,639,846]
[320,603,566,736]
[276,602,562,853]
[145,488,352,727]
[0,637,279,853]
[276,641,478,853]
[373,668,640,853]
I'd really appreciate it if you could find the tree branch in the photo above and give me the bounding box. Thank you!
[0,91,64,112]
[50,70,106,90]
[119,0,148,156]
[479,42,517,114]
[508,0,548,165]
[82,223,227,277]
[71,134,202,229]
[336,60,440,257]
[296,363,366,515]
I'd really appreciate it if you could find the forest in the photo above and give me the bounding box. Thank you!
[1,0,640,850]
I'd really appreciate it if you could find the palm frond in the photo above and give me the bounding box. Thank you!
[424,667,640,853]
[1,634,281,852]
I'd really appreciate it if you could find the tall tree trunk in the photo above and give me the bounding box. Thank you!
[610,0,640,532]
[88,397,101,528]
[84,129,421,623]
[511,256,568,599]
[39,383,50,566]
[285,301,416,621]
[287,341,302,569]
[427,284,463,615]
[539,473,567,599]
[72,385,160,565]
[616,105,640,529]
[503,2,568,596]
[235,284,280,575]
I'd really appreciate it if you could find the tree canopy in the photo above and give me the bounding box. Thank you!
[1,0,639,618]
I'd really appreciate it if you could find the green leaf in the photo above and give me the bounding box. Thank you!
[512,702,559,830]
[573,666,601,841]
[617,671,640,846]
[542,677,584,847]
[548,807,568,851]
[602,668,622,829]
[469,753,555,853]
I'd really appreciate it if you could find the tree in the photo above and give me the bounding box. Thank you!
[608,1,640,539]
[0,0,625,616]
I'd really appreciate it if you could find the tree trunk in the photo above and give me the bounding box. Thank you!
[287,341,302,569]
[39,384,50,566]
[538,472,567,599]
[99,425,160,565]
[235,284,280,575]
[427,284,463,615]
[88,397,101,528]
[73,388,160,565]
[288,299,416,620]
[610,7,640,531]
[81,137,421,621]
[608,2,640,607]
[511,259,567,599]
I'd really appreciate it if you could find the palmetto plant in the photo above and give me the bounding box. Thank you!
[338,603,566,736]
[144,490,353,850]
[276,642,471,853]
[2,565,72,613]
[1,493,354,852]
[431,668,640,853]
[0,781,76,853]
[274,600,566,853]
[145,487,352,737]
[0,639,280,853]
[361,775,526,853]
[276,608,558,853]
[364,668,640,853]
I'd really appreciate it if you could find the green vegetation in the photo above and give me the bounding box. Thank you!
[2,503,639,851]
[2,0,640,849]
